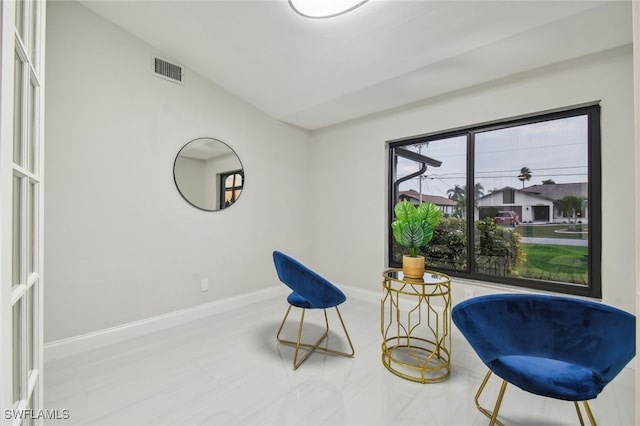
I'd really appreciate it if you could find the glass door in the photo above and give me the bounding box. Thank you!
[1,1,46,424]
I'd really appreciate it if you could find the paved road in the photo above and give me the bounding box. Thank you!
[520,237,587,247]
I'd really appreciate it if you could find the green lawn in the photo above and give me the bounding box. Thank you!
[515,224,588,239]
[517,244,588,284]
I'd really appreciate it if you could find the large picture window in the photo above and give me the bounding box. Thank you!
[388,104,601,298]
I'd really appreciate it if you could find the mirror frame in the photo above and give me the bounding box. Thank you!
[173,137,245,212]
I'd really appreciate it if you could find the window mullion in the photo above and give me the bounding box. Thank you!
[587,107,602,298]
[467,132,475,275]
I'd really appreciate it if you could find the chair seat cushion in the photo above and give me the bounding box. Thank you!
[287,292,317,309]
[490,355,604,401]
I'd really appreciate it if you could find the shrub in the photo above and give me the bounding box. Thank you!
[422,217,467,271]
[474,217,525,276]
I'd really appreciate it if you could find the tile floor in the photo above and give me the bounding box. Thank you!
[44,293,636,425]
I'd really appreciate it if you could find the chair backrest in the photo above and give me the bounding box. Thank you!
[272,251,346,309]
[452,293,636,383]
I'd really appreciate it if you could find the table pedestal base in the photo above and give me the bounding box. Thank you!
[381,268,452,383]
[382,336,451,383]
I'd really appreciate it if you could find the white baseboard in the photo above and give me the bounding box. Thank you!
[47,284,635,374]
[44,284,378,363]
[44,286,286,362]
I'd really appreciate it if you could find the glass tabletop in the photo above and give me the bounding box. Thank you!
[382,268,450,285]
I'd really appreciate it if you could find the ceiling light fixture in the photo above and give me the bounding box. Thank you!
[288,0,370,19]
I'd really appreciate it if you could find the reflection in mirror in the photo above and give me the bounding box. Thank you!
[173,138,244,211]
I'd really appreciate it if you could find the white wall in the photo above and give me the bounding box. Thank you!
[309,45,636,314]
[44,1,311,342]
[45,1,636,344]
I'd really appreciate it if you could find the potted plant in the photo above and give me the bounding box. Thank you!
[391,200,442,279]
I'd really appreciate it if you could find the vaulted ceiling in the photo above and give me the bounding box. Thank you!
[79,0,632,130]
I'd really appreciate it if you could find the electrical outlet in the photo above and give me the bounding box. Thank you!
[200,279,209,292]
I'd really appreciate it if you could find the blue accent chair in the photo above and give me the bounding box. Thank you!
[272,251,355,369]
[452,293,636,426]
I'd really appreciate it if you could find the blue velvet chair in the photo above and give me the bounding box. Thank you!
[272,251,355,369]
[452,293,636,426]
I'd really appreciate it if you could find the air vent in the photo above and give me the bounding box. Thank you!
[152,56,184,85]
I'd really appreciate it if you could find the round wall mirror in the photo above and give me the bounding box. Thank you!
[173,137,244,211]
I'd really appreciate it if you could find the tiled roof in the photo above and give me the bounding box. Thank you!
[521,183,587,201]
[399,190,458,206]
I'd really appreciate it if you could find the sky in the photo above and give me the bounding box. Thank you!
[397,114,589,198]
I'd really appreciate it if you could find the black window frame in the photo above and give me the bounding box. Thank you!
[219,169,244,210]
[388,103,601,298]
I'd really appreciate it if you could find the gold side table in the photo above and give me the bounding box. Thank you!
[381,268,452,383]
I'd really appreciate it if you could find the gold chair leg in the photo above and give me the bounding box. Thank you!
[473,369,599,426]
[276,305,355,369]
[332,307,355,357]
[574,402,585,426]
[575,401,597,426]
[583,401,597,426]
[474,369,506,426]
[277,306,329,368]
[276,305,293,342]
[291,308,325,369]
[489,380,508,426]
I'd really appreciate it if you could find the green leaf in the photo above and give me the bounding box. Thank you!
[394,201,416,223]
[401,221,424,249]
[417,202,442,227]
[392,201,441,255]
[391,221,404,246]
[420,221,435,246]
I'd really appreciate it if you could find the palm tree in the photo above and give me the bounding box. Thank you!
[518,167,532,188]
[556,195,584,215]
[447,184,465,201]
[446,183,484,217]
[447,183,484,199]
[555,195,586,230]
